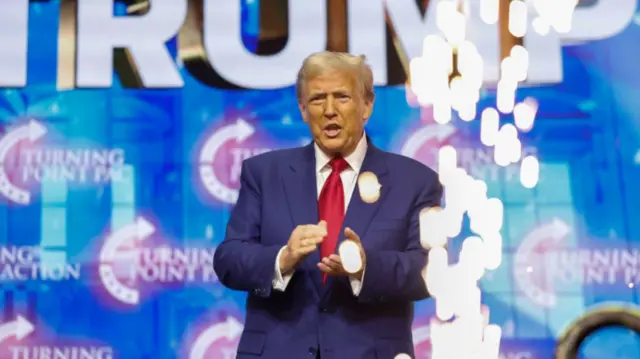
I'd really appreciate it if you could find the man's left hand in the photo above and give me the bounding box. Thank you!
[317,227,366,280]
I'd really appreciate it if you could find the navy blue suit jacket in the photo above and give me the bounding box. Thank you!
[213,139,443,359]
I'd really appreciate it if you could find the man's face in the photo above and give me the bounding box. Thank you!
[299,70,373,156]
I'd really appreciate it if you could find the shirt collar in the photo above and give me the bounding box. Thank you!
[314,132,368,174]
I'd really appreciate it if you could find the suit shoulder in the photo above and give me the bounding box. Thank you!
[382,151,439,181]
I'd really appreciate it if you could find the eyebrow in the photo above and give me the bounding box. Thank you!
[309,90,350,99]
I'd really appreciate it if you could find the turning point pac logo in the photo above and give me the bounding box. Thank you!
[0,119,127,205]
[198,119,272,204]
[514,219,640,307]
[184,315,243,359]
[97,216,217,306]
[0,315,115,358]
[400,123,536,182]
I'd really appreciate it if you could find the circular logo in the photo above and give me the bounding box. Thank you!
[514,218,572,307]
[400,124,456,169]
[98,217,156,305]
[198,119,272,204]
[186,316,243,359]
[0,120,47,204]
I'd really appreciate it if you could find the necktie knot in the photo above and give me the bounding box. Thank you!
[329,157,348,173]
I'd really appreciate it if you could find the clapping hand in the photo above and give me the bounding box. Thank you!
[279,221,327,274]
[317,227,366,280]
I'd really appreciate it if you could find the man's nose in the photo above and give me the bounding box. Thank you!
[323,99,337,118]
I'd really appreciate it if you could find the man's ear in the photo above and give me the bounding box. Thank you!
[362,96,374,122]
[299,102,309,123]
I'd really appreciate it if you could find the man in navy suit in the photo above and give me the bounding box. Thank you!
[213,51,443,359]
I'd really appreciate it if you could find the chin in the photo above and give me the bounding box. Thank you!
[319,138,349,154]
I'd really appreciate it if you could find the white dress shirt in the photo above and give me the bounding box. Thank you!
[272,133,368,295]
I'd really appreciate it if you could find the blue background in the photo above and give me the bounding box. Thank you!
[1,0,640,358]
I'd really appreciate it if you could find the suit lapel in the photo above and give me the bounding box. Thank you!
[281,144,323,295]
[341,144,390,247]
[324,143,391,291]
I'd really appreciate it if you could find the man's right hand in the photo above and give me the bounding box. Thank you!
[279,221,327,274]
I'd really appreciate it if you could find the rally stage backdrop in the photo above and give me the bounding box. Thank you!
[1,0,640,358]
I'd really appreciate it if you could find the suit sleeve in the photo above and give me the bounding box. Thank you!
[213,160,282,297]
[357,177,443,303]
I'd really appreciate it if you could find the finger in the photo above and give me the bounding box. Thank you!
[322,257,341,271]
[344,227,361,242]
[327,256,344,273]
[291,227,301,240]
[300,235,324,249]
[294,225,311,238]
[299,246,318,256]
[328,254,341,264]
[302,225,327,238]
[299,226,311,238]
[317,262,334,273]
[308,236,324,245]
[300,236,323,249]
[298,247,317,256]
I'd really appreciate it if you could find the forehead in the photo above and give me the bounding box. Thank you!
[306,70,357,94]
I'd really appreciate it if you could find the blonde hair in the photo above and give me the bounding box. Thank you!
[296,51,375,102]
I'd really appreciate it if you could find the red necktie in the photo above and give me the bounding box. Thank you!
[318,157,349,284]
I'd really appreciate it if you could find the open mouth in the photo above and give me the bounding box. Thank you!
[323,123,342,138]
